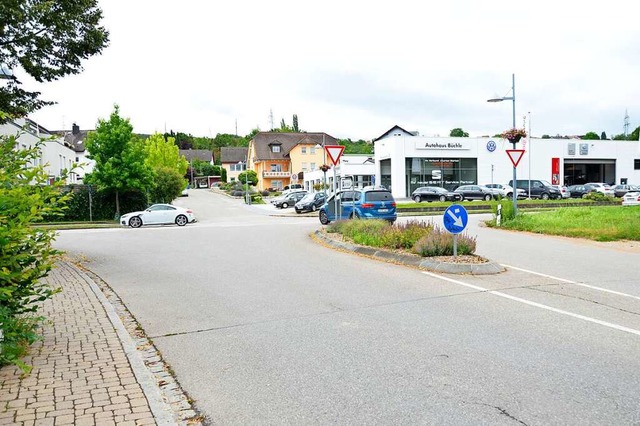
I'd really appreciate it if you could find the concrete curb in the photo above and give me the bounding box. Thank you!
[74,264,178,426]
[313,230,505,275]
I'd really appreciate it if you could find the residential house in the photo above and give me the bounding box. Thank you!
[1,118,80,184]
[51,123,95,180]
[247,132,337,190]
[220,147,248,182]
[179,149,214,165]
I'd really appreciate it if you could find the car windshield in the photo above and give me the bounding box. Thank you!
[300,193,315,202]
[433,187,447,193]
[540,180,553,187]
[365,191,394,201]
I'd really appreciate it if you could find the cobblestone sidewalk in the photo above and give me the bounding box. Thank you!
[0,261,197,425]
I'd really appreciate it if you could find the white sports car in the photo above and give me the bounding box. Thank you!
[621,191,640,206]
[120,204,197,228]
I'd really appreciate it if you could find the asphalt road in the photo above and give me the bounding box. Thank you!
[54,190,640,425]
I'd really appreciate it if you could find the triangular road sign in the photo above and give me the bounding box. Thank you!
[506,149,526,168]
[325,145,345,166]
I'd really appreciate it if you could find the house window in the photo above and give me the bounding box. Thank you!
[272,145,281,153]
[302,162,308,171]
[272,180,283,190]
[311,162,316,170]
[271,164,282,172]
[635,159,640,170]
[301,147,307,154]
[310,146,316,155]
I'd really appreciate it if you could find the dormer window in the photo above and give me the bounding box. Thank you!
[272,145,281,153]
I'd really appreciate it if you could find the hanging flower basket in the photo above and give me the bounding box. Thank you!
[320,164,331,172]
[501,128,527,143]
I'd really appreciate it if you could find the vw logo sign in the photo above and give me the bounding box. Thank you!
[487,140,497,152]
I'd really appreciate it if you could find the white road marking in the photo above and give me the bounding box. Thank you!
[502,264,640,301]
[421,271,640,337]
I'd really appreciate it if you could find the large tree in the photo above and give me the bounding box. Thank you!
[144,133,189,202]
[450,128,469,137]
[582,131,600,140]
[85,106,153,217]
[0,0,109,117]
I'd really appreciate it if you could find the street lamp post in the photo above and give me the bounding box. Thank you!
[239,159,250,204]
[488,73,518,215]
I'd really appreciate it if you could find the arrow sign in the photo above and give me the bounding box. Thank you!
[506,149,526,168]
[443,204,468,234]
[325,145,345,166]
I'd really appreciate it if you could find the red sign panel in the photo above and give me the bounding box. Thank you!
[551,157,560,185]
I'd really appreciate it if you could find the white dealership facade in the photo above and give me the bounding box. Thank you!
[374,125,640,199]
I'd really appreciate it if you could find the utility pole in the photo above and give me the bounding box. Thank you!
[269,109,274,131]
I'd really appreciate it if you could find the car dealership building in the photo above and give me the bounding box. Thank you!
[374,125,640,199]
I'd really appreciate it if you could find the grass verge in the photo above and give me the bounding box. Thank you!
[489,205,640,241]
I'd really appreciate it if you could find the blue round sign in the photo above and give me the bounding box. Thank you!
[486,140,497,152]
[443,204,469,234]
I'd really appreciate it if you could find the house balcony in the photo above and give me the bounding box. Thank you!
[263,171,291,178]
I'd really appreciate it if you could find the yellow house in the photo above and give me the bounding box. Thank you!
[247,132,337,190]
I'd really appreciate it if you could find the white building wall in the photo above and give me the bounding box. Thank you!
[375,132,640,199]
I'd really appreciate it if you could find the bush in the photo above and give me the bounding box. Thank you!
[584,191,615,202]
[0,306,42,373]
[413,225,477,256]
[231,190,243,197]
[1,131,67,371]
[261,190,270,196]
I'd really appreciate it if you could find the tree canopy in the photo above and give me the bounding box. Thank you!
[450,128,469,137]
[0,0,109,117]
[582,132,600,140]
[85,105,153,217]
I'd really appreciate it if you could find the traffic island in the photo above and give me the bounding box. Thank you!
[312,230,505,275]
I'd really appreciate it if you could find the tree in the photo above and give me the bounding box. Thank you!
[144,134,189,203]
[148,167,185,204]
[541,134,551,139]
[0,128,70,370]
[582,132,600,140]
[630,126,640,141]
[601,131,607,140]
[292,114,299,132]
[0,1,109,117]
[450,128,469,137]
[144,133,188,175]
[85,105,153,218]
[238,170,258,186]
[340,138,373,154]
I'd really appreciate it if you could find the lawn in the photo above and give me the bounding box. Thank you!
[492,205,640,241]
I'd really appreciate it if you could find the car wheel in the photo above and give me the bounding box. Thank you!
[506,192,512,198]
[282,202,289,208]
[414,195,421,203]
[319,210,330,225]
[311,204,317,212]
[129,216,142,228]
[541,193,550,200]
[484,194,492,201]
[175,214,188,226]
[295,209,301,214]
[350,211,360,219]
[439,195,446,202]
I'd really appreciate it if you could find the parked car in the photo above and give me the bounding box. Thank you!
[566,184,592,198]
[411,186,462,203]
[509,179,562,200]
[454,185,496,201]
[612,184,640,198]
[295,192,327,213]
[283,184,303,191]
[180,188,189,197]
[120,204,196,228]
[552,185,571,199]
[585,182,614,196]
[483,183,526,199]
[273,191,308,208]
[621,190,640,206]
[319,188,397,224]
[271,189,305,204]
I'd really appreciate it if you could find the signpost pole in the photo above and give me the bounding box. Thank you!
[453,235,458,257]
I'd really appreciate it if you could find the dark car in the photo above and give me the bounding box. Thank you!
[566,184,592,198]
[294,192,327,213]
[454,185,495,201]
[612,184,640,198]
[509,179,562,200]
[411,186,462,203]
[273,191,307,208]
[319,188,396,224]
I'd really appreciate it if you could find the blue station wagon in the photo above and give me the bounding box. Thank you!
[318,188,397,224]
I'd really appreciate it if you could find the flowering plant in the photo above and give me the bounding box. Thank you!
[501,128,527,141]
[320,164,331,172]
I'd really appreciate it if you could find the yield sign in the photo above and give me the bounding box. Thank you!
[325,145,345,166]
[506,149,526,168]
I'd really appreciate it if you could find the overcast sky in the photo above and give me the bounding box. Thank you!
[25,1,640,141]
